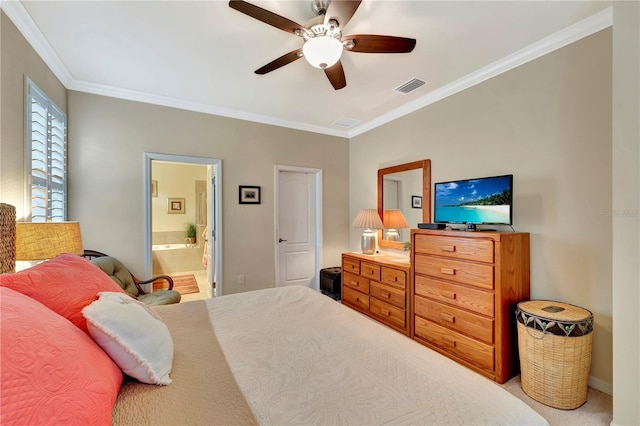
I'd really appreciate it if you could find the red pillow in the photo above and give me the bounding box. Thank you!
[0,286,123,425]
[0,253,125,334]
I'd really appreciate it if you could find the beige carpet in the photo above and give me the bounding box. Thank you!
[502,375,612,425]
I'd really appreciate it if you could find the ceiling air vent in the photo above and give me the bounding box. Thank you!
[333,117,361,128]
[395,78,428,95]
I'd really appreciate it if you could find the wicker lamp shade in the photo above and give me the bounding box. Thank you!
[0,203,16,273]
[15,222,84,261]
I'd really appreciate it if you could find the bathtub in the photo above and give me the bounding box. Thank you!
[152,243,191,250]
[152,243,204,275]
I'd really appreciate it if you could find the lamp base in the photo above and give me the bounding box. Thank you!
[385,229,400,241]
[361,229,376,255]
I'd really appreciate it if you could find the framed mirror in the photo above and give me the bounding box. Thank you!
[377,159,431,249]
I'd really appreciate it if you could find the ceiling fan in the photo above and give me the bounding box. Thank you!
[229,0,417,90]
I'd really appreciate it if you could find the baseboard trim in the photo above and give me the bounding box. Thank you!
[588,375,613,395]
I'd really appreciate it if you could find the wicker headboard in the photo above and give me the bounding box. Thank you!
[0,203,16,273]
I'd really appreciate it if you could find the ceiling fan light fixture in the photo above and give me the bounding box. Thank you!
[303,36,343,69]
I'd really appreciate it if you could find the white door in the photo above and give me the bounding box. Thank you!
[275,168,321,289]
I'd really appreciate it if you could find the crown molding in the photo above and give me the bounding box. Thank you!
[68,79,350,138]
[347,6,613,138]
[1,0,73,86]
[2,2,611,139]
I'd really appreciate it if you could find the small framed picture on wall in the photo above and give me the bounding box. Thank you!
[167,197,185,214]
[411,195,422,209]
[239,186,261,204]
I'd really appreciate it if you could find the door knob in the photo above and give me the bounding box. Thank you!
[278,238,287,243]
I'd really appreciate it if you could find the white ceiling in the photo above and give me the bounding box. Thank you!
[4,1,612,137]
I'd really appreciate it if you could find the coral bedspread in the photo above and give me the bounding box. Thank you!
[115,285,548,425]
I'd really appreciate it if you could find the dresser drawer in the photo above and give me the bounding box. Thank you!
[342,286,369,312]
[343,271,369,294]
[415,296,494,344]
[381,267,406,290]
[370,281,405,309]
[415,254,494,289]
[361,262,381,281]
[342,257,360,275]
[414,234,494,263]
[415,316,494,372]
[369,297,405,329]
[414,275,494,317]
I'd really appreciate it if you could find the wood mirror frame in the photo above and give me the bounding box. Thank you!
[377,159,431,249]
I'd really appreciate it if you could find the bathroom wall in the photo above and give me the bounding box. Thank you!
[152,162,208,245]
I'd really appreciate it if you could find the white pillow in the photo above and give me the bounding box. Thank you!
[82,291,173,385]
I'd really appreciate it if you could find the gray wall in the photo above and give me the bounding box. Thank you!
[0,11,66,216]
[349,29,613,391]
[66,91,350,294]
[611,2,640,424]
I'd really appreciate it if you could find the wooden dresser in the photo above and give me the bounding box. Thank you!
[411,229,530,383]
[341,253,411,335]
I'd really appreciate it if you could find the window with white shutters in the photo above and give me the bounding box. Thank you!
[25,78,67,222]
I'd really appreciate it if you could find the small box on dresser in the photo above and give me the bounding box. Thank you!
[411,229,530,384]
[341,253,411,336]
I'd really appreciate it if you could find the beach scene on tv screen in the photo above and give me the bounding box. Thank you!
[435,176,512,224]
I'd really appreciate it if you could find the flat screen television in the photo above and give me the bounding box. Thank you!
[434,174,513,230]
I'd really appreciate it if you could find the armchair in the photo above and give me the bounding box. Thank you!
[82,250,181,306]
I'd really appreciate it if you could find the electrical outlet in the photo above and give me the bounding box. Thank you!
[237,274,245,285]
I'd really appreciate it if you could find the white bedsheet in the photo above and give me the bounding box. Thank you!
[207,285,548,425]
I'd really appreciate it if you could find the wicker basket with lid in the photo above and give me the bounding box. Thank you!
[515,300,593,410]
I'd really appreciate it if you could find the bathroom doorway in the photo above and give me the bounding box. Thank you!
[143,153,222,299]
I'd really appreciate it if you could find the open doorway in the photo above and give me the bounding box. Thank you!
[143,153,222,298]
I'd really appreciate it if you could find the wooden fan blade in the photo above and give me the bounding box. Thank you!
[255,49,303,75]
[229,1,305,36]
[343,34,417,53]
[324,61,347,90]
[324,0,362,29]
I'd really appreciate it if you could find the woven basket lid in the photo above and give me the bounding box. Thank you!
[517,300,592,322]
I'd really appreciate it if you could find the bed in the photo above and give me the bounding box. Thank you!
[117,286,548,425]
[1,255,548,425]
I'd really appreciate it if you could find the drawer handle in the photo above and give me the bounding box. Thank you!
[382,309,391,317]
[442,245,456,252]
[355,297,360,302]
[393,276,398,282]
[441,291,457,300]
[441,267,456,275]
[351,281,359,286]
[384,292,391,298]
[440,313,455,323]
[443,336,457,347]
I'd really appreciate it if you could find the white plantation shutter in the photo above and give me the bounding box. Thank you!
[26,78,67,222]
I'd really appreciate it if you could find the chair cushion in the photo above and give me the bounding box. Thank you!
[91,256,140,297]
[0,253,126,334]
[138,290,182,306]
[0,287,123,425]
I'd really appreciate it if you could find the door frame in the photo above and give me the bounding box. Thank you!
[274,165,323,290]
[143,152,222,295]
